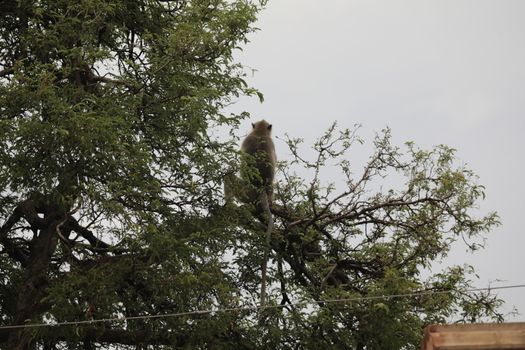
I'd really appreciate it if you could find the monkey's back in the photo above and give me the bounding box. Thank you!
[241,134,276,188]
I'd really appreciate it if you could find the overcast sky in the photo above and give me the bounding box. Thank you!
[230,0,525,320]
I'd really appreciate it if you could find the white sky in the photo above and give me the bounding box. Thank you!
[230,0,525,320]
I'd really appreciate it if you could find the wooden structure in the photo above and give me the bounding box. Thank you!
[421,323,525,350]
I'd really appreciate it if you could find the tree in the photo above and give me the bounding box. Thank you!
[263,126,503,349]
[0,1,503,349]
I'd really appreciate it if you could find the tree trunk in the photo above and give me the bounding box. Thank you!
[7,212,61,350]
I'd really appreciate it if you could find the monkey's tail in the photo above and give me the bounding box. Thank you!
[259,193,273,309]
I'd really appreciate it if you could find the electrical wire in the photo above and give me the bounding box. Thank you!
[1,283,523,330]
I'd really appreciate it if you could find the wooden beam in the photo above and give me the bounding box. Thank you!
[422,323,525,350]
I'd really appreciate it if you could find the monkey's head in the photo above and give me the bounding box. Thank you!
[251,120,272,136]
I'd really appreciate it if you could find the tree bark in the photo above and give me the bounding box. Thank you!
[7,211,61,350]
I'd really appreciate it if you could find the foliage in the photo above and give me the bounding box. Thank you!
[0,1,503,349]
[258,126,502,349]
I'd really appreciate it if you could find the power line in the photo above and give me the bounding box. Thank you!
[1,283,523,330]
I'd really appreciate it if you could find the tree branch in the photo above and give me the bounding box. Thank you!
[0,67,14,78]
[65,217,113,251]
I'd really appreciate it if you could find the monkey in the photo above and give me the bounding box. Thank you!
[224,120,276,213]
[237,120,276,308]
[222,120,276,306]
[240,119,276,205]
